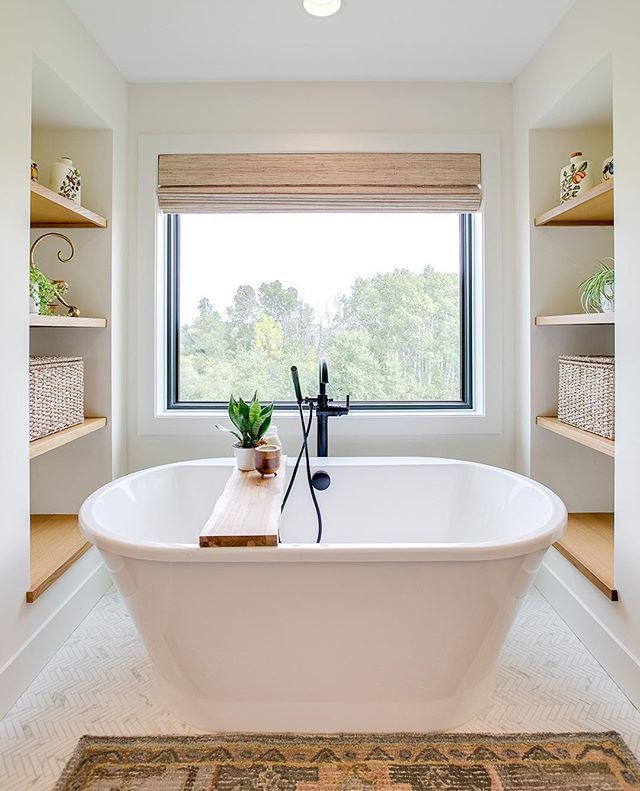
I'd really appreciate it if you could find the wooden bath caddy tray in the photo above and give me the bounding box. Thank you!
[199,457,287,548]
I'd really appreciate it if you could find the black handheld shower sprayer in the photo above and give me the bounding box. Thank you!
[281,365,323,542]
[281,361,350,543]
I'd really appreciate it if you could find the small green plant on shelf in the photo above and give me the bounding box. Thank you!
[579,257,614,313]
[29,265,60,315]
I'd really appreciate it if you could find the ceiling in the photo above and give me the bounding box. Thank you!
[64,0,576,84]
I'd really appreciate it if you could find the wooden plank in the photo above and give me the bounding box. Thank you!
[534,181,613,227]
[554,513,616,600]
[29,314,107,328]
[30,181,107,228]
[27,514,91,602]
[199,457,287,547]
[536,416,615,458]
[29,417,107,459]
[535,312,614,326]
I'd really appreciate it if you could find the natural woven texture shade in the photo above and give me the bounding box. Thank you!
[157,153,482,213]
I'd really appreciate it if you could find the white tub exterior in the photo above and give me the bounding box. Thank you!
[79,457,566,732]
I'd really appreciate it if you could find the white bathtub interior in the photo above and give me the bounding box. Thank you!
[86,458,560,549]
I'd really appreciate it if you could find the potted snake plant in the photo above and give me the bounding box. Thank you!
[216,393,274,471]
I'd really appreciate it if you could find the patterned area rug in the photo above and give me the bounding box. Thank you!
[54,732,640,790]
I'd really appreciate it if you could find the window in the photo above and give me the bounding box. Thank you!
[166,211,473,410]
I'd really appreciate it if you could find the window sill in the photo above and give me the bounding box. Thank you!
[140,407,500,437]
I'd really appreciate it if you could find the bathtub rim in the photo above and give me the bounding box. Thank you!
[79,457,567,563]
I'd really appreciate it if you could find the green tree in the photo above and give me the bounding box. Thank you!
[179,267,461,403]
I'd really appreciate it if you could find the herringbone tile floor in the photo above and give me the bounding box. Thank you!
[1,586,640,790]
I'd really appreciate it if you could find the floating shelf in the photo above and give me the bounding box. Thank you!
[535,312,614,326]
[30,181,107,228]
[29,314,107,328]
[27,514,91,602]
[29,417,107,459]
[536,416,614,457]
[534,181,613,227]
[554,513,616,600]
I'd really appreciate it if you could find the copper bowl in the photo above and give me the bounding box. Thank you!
[254,445,282,477]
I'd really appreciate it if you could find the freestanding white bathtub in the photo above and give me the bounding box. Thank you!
[79,457,566,732]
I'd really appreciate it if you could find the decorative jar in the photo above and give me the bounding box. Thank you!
[255,445,282,477]
[560,152,593,203]
[51,156,81,204]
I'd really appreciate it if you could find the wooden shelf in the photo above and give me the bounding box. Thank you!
[534,181,613,227]
[27,514,91,602]
[30,181,107,228]
[535,312,614,326]
[29,417,107,459]
[554,513,616,600]
[29,314,107,328]
[536,416,615,457]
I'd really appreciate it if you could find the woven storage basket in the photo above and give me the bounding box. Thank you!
[558,355,614,439]
[29,356,84,441]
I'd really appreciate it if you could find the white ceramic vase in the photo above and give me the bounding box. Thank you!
[233,444,256,471]
[602,155,614,181]
[560,152,593,203]
[51,157,82,204]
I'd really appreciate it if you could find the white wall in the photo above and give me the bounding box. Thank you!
[0,0,128,716]
[514,0,640,705]
[127,82,515,472]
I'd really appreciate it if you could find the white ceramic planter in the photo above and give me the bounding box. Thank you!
[599,291,614,313]
[233,444,256,471]
[29,283,39,314]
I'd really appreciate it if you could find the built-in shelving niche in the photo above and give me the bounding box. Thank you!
[29,104,113,602]
[532,116,615,599]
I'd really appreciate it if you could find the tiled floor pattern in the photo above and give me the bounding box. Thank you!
[1,586,640,790]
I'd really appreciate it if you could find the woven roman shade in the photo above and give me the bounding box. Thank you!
[157,153,481,213]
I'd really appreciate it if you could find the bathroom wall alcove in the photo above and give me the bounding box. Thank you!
[528,61,615,600]
[27,59,114,602]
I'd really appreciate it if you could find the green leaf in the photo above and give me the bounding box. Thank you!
[238,397,250,421]
[248,397,261,426]
[228,396,242,431]
[255,413,272,440]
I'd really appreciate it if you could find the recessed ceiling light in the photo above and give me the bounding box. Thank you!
[303,0,342,18]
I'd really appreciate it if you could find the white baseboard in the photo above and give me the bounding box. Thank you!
[0,563,111,718]
[536,562,640,710]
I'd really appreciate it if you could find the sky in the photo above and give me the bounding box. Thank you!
[179,213,461,324]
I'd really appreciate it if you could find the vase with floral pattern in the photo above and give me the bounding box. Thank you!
[602,155,614,181]
[51,157,81,204]
[560,152,593,203]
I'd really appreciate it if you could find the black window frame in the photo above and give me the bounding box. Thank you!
[166,212,474,411]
